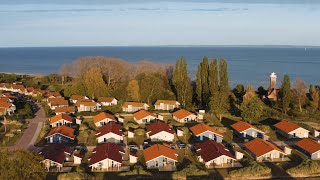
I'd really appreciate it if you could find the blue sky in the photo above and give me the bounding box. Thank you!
[1,0,320,47]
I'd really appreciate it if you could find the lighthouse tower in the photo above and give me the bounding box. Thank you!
[270,72,277,90]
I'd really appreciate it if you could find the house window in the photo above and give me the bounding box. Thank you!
[293,133,296,137]
[155,160,159,167]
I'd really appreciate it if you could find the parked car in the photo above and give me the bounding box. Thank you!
[129,145,139,150]
[170,144,176,149]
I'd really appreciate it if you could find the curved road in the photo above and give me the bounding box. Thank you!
[9,104,46,152]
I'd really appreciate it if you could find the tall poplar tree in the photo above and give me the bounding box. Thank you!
[196,63,202,105]
[209,59,219,115]
[201,57,210,107]
[172,57,193,108]
[281,74,291,114]
[217,59,230,120]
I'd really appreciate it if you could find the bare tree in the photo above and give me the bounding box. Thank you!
[59,64,71,84]
[293,78,307,112]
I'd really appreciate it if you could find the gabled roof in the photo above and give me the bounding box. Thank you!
[46,91,62,98]
[0,102,12,108]
[133,109,156,120]
[190,123,223,137]
[231,121,264,133]
[144,144,177,163]
[50,114,73,124]
[295,138,320,155]
[39,143,72,165]
[154,100,180,106]
[0,97,10,103]
[55,106,76,113]
[98,97,116,103]
[244,138,285,157]
[70,95,87,101]
[46,125,76,140]
[195,140,235,162]
[89,143,124,165]
[172,109,193,119]
[274,120,308,133]
[146,121,175,136]
[93,112,117,124]
[76,100,99,107]
[122,102,148,108]
[48,98,69,106]
[96,122,123,137]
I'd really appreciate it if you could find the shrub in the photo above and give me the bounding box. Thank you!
[172,164,208,179]
[118,166,151,176]
[229,158,271,177]
[57,172,85,180]
[287,159,320,176]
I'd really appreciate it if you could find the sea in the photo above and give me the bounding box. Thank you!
[0,46,319,88]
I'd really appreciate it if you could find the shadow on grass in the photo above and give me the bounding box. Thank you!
[221,117,238,128]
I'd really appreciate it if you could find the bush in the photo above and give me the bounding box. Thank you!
[172,164,208,179]
[287,159,320,176]
[229,158,271,177]
[118,165,151,176]
[57,172,85,180]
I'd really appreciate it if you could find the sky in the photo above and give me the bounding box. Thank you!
[1,0,320,47]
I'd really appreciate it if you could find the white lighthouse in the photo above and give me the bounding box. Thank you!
[268,72,277,100]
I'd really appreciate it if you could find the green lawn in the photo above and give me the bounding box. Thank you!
[0,122,28,146]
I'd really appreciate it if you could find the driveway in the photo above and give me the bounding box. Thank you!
[9,103,47,152]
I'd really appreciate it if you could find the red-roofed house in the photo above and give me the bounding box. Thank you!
[55,106,76,115]
[143,144,178,171]
[231,121,269,140]
[45,125,76,144]
[49,114,73,128]
[244,138,287,162]
[93,112,117,127]
[0,102,16,115]
[76,100,101,112]
[122,102,149,112]
[172,109,197,123]
[133,109,157,124]
[98,97,118,106]
[295,138,320,160]
[154,100,180,110]
[96,123,123,143]
[274,120,309,139]
[39,143,73,171]
[89,143,125,171]
[47,98,69,110]
[146,121,175,142]
[195,140,236,168]
[190,123,223,143]
[69,95,89,104]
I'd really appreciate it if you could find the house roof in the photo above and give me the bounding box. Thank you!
[244,138,285,157]
[49,98,69,106]
[70,95,87,101]
[89,143,124,165]
[76,100,99,107]
[46,125,76,140]
[190,123,223,137]
[144,144,177,163]
[0,102,12,108]
[50,114,73,124]
[133,109,156,120]
[0,98,10,103]
[55,106,76,113]
[46,91,62,98]
[122,102,148,108]
[93,112,117,124]
[274,120,307,133]
[295,138,320,154]
[231,121,264,133]
[98,97,116,103]
[96,122,123,137]
[39,143,72,164]
[0,107,6,113]
[146,121,175,136]
[172,109,193,119]
[195,140,235,162]
[154,100,179,106]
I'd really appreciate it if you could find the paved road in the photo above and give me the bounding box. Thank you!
[9,103,46,152]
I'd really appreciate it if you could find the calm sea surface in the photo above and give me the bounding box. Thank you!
[0,46,319,87]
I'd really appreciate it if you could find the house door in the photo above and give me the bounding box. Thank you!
[209,134,212,140]
[243,132,246,137]
[293,133,296,137]
[104,138,107,142]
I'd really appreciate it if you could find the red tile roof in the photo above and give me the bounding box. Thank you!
[55,106,76,113]
[231,121,264,133]
[143,144,178,162]
[40,143,72,164]
[172,109,193,119]
[195,140,235,162]
[0,102,12,108]
[96,122,123,137]
[295,138,320,154]
[274,120,305,133]
[70,95,87,101]
[98,97,115,103]
[89,143,124,165]
[146,121,175,136]
[154,100,179,106]
[93,112,117,124]
[46,125,76,140]
[244,138,285,157]
[50,114,73,124]
[48,98,69,106]
[190,123,223,137]
[133,109,156,120]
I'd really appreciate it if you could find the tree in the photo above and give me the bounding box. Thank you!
[293,78,307,112]
[139,73,166,105]
[309,85,319,112]
[217,59,230,120]
[59,64,71,84]
[83,67,109,99]
[196,63,202,105]
[233,84,245,98]
[209,59,220,116]
[240,96,264,124]
[127,79,140,101]
[280,74,291,114]
[243,85,256,104]
[172,57,193,108]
